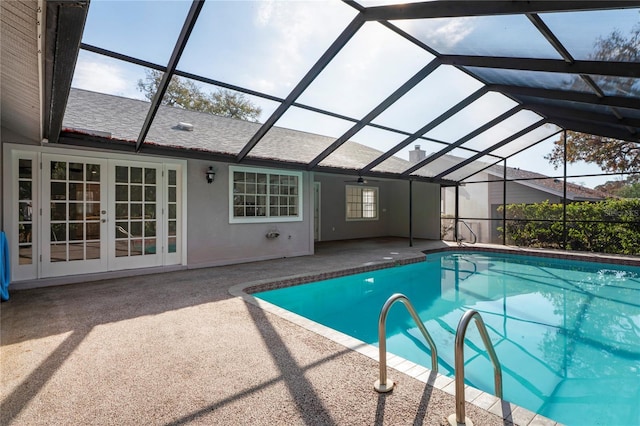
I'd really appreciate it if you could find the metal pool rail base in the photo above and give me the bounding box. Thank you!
[449,309,503,426]
[374,293,439,393]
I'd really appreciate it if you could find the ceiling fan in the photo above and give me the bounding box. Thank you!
[344,176,378,185]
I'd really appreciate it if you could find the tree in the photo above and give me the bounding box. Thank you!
[545,23,640,175]
[617,182,640,198]
[137,70,262,122]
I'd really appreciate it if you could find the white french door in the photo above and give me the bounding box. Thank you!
[108,162,163,270]
[39,154,177,278]
[41,155,109,276]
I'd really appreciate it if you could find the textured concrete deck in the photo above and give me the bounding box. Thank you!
[2,238,524,425]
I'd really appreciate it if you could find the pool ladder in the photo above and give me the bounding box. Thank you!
[457,220,477,245]
[374,294,502,426]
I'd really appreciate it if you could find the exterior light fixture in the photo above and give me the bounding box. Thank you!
[206,166,215,184]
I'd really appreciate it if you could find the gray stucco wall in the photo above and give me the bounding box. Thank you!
[315,173,440,242]
[186,160,314,267]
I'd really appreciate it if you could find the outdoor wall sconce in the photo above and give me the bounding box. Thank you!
[206,166,216,184]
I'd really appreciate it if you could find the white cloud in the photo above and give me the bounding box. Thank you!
[249,1,355,95]
[72,58,145,100]
[395,17,475,52]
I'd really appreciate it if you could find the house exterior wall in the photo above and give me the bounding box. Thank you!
[314,174,440,241]
[387,180,440,239]
[185,160,314,268]
[3,140,439,288]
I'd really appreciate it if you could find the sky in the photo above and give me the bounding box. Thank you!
[70,1,640,188]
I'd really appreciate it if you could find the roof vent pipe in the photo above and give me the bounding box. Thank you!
[177,122,194,131]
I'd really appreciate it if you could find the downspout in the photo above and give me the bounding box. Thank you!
[37,0,46,142]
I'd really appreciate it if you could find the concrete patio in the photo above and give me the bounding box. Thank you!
[2,238,522,425]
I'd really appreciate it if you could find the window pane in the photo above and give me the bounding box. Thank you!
[51,162,66,180]
[69,163,84,181]
[131,167,143,183]
[19,159,32,179]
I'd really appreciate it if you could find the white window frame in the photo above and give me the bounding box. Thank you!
[229,166,303,224]
[346,185,379,221]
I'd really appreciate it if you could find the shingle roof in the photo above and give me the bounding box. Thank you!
[64,88,609,201]
[483,164,610,200]
[63,88,411,173]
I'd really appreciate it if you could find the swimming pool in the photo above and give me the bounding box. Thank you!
[254,251,640,426]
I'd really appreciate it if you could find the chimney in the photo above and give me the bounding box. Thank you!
[409,144,426,164]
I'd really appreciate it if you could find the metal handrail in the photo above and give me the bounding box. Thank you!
[457,220,477,245]
[374,293,438,393]
[451,309,503,425]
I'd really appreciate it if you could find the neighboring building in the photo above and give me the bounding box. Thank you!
[406,145,609,243]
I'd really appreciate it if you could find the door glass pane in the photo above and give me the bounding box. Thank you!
[131,203,142,219]
[19,181,32,199]
[51,203,67,220]
[114,165,159,259]
[51,162,66,180]
[87,223,100,240]
[86,164,100,181]
[51,182,66,200]
[69,243,84,260]
[116,185,128,201]
[145,168,156,184]
[69,223,84,241]
[144,239,156,254]
[18,159,34,265]
[19,159,32,178]
[51,244,66,262]
[115,240,128,257]
[145,204,155,219]
[86,241,101,260]
[47,161,101,263]
[69,183,83,200]
[145,221,156,237]
[145,186,156,202]
[167,168,178,254]
[86,184,100,201]
[69,203,84,220]
[116,166,128,183]
[131,167,143,183]
[116,203,128,219]
[131,185,142,201]
[69,163,84,181]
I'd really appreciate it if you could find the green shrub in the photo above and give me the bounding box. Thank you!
[497,199,640,255]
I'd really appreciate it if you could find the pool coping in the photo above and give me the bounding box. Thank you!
[229,245,640,426]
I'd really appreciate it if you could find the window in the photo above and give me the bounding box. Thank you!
[346,185,378,220]
[230,166,303,223]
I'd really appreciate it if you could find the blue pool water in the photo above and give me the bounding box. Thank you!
[255,251,640,426]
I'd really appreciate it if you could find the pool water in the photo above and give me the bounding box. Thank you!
[255,252,640,426]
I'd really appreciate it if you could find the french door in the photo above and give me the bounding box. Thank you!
[39,154,172,278]
[41,155,109,276]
